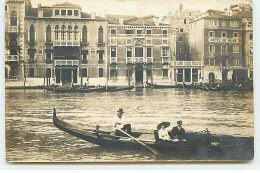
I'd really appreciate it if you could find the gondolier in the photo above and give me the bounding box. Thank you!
[114,108,132,136]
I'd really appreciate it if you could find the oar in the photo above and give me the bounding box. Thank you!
[117,129,158,155]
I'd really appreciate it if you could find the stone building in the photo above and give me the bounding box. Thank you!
[106,15,173,86]
[189,9,245,85]
[6,1,108,87]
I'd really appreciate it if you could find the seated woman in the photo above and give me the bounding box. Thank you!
[157,122,171,141]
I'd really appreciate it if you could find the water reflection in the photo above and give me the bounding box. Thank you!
[5,89,253,162]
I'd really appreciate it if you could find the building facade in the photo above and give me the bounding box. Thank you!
[106,15,173,86]
[189,10,246,85]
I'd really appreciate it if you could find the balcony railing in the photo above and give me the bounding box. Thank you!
[5,55,19,62]
[110,57,117,64]
[126,57,133,64]
[146,57,153,64]
[53,40,80,47]
[135,57,144,63]
[173,61,204,67]
[55,60,79,66]
[162,57,170,64]
[8,26,18,33]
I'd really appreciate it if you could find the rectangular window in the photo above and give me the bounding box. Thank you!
[184,19,186,24]
[209,58,215,66]
[249,33,253,40]
[82,52,88,62]
[147,70,152,77]
[99,52,103,62]
[249,47,253,56]
[99,68,104,77]
[222,21,226,27]
[162,30,168,36]
[74,10,79,16]
[137,30,142,35]
[29,68,34,77]
[111,29,116,34]
[55,9,59,15]
[82,68,88,77]
[29,51,34,61]
[146,39,152,45]
[38,50,43,55]
[127,48,132,57]
[135,47,143,57]
[230,21,239,27]
[162,47,170,57]
[91,50,95,56]
[46,68,51,77]
[179,37,182,41]
[46,52,52,62]
[146,30,152,35]
[163,69,168,77]
[210,20,218,26]
[209,31,215,37]
[126,30,133,35]
[68,10,72,16]
[209,44,215,53]
[221,31,227,38]
[180,28,184,32]
[147,47,152,57]
[111,47,116,57]
[233,45,239,53]
[233,32,238,38]
[5,5,7,12]
[163,39,168,45]
[221,44,227,54]
[110,69,117,78]
[233,58,239,66]
[61,10,66,15]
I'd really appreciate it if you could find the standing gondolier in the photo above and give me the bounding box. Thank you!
[114,108,132,136]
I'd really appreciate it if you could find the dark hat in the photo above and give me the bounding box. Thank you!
[157,122,171,130]
[117,108,124,113]
[177,120,182,124]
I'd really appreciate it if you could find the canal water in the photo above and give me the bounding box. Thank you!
[5,88,254,162]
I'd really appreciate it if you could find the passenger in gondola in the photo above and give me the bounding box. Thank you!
[156,122,171,142]
[114,108,132,136]
[171,120,186,142]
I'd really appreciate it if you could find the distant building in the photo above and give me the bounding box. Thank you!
[106,15,173,86]
[5,0,108,87]
[189,9,246,85]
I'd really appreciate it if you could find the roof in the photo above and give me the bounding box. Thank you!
[233,11,252,18]
[53,2,80,8]
[107,14,170,26]
[81,12,106,20]
[193,9,240,22]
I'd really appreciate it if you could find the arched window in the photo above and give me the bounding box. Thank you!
[46,25,51,42]
[30,25,35,43]
[82,25,87,43]
[74,25,78,40]
[61,25,66,40]
[55,25,59,40]
[98,26,103,44]
[10,10,17,26]
[67,25,72,40]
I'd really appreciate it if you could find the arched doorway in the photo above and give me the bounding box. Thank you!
[209,73,215,84]
[135,64,143,84]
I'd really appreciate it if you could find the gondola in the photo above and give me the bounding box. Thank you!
[148,83,178,89]
[45,86,106,93]
[52,108,254,159]
[105,86,134,92]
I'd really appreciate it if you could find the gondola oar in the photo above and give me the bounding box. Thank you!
[117,129,158,155]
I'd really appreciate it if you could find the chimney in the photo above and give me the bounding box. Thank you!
[179,4,183,12]
[91,12,96,19]
[119,17,123,25]
[38,4,43,18]
[154,17,159,26]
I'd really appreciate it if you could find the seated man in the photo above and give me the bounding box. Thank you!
[157,122,171,141]
[171,120,186,142]
[114,108,132,136]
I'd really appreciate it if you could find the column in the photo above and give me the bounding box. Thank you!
[183,68,185,83]
[71,69,73,84]
[60,69,62,86]
[191,67,193,83]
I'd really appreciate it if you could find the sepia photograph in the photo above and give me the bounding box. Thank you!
[4,0,254,162]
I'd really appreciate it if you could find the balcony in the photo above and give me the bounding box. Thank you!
[126,57,133,64]
[173,61,204,67]
[110,57,117,64]
[55,60,79,66]
[5,55,19,62]
[53,40,80,47]
[162,57,171,64]
[8,26,18,33]
[146,57,153,64]
[135,57,144,63]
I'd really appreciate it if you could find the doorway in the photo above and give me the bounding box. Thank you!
[209,73,215,84]
[135,64,143,84]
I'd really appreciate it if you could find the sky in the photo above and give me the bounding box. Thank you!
[30,0,252,18]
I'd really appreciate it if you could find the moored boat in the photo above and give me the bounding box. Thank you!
[105,86,134,92]
[52,108,253,159]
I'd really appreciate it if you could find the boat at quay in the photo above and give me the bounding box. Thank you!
[53,108,254,160]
